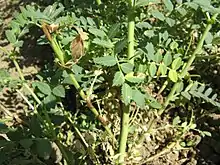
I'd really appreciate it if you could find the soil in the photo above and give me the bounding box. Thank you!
[0,1,220,165]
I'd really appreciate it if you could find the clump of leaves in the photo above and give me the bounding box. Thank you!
[1,0,220,164]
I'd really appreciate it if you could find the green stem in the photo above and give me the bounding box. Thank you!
[118,3,135,164]
[69,72,116,142]
[12,57,71,164]
[162,13,218,114]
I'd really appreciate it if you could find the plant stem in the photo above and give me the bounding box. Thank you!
[69,73,116,142]
[162,13,218,113]
[12,57,71,164]
[137,13,218,147]
[118,2,135,164]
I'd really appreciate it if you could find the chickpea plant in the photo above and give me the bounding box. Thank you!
[1,0,220,164]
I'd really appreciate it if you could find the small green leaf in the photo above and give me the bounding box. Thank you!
[151,10,165,21]
[163,0,174,11]
[136,22,152,29]
[163,51,172,66]
[87,17,96,26]
[121,63,134,74]
[165,17,175,27]
[125,72,145,83]
[168,69,178,82]
[181,91,191,100]
[155,50,163,63]
[171,57,182,70]
[89,28,106,38]
[33,82,51,95]
[20,139,33,149]
[158,63,167,75]
[146,42,155,61]
[132,89,146,108]
[149,62,157,77]
[204,88,212,97]
[35,139,52,160]
[115,38,127,54]
[52,85,65,98]
[92,38,114,48]
[198,85,205,93]
[93,56,117,66]
[173,116,181,125]
[170,41,179,50]
[144,30,155,38]
[5,30,16,43]
[43,94,57,108]
[121,83,133,105]
[202,131,212,137]
[108,23,120,39]
[113,71,125,86]
[149,101,162,109]
[205,32,213,44]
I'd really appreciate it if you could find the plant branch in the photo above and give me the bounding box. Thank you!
[118,3,135,164]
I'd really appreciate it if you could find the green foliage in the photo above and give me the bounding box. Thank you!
[1,0,220,164]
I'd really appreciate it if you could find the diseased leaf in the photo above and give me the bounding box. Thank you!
[113,71,125,86]
[52,85,65,98]
[121,63,134,74]
[93,56,117,66]
[132,89,146,108]
[168,69,178,82]
[121,83,133,105]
